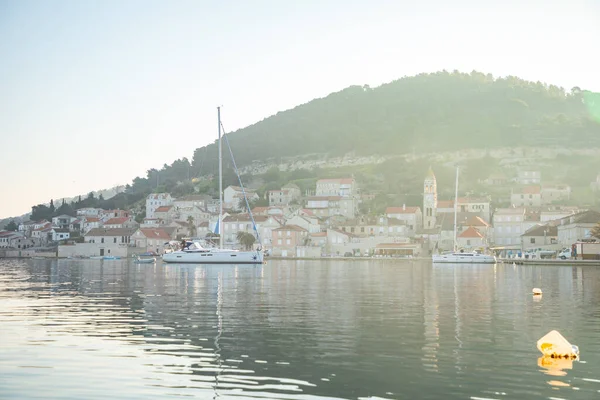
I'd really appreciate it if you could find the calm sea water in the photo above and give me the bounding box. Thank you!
[1,259,600,399]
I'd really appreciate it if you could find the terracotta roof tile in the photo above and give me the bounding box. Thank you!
[458,226,484,238]
[85,228,136,237]
[273,224,307,232]
[138,228,172,240]
[105,217,129,225]
[520,186,542,195]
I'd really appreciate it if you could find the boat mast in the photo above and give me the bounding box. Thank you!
[453,166,459,252]
[218,107,223,250]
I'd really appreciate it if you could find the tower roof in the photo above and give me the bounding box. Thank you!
[425,166,436,180]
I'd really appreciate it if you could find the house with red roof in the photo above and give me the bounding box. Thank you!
[154,205,178,223]
[82,217,102,234]
[461,215,492,242]
[146,193,174,219]
[511,186,542,207]
[268,183,301,206]
[315,178,356,197]
[31,222,53,242]
[305,195,357,219]
[310,178,359,218]
[99,209,130,222]
[456,226,487,250]
[132,228,175,254]
[271,224,309,257]
[285,215,322,233]
[103,217,137,229]
[251,206,285,217]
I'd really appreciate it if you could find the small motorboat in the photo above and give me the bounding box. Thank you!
[134,252,157,264]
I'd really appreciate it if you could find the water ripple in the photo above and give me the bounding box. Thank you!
[0,259,599,399]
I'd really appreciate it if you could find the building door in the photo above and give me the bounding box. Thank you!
[100,248,104,256]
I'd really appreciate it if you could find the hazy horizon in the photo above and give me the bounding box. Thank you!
[1,0,599,219]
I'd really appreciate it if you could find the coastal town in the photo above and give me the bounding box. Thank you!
[2,167,600,261]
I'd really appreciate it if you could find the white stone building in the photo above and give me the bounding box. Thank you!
[386,206,422,235]
[541,185,571,205]
[556,210,600,246]
[492,208,526,246]
[511,186,542,207]
[146,193,173,219]
[223,186,259,211]
[268,183,301,206]
[315,178,356,197]
[517,170,541,185]
[305,196,356,219]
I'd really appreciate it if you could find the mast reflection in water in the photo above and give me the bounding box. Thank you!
[1,258,600,400]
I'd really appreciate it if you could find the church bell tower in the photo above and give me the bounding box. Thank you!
[423,167,438,229]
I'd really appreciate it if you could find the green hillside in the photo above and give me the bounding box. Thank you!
[192,70,599,171]
[23,70,600,220]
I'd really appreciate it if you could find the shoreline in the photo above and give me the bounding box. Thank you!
[3,255,600,266]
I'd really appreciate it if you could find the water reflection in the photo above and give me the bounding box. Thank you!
[0,259,599,399]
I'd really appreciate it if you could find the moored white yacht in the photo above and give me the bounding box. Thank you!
[162,241,263,264]
[432,166,496,264]
[432,250,496,264]
[162,107,264,265]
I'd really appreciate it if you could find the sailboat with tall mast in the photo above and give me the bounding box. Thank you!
[432,166,496,264]
[162,107,264,264]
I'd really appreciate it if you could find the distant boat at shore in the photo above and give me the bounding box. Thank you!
[90,256,121,260]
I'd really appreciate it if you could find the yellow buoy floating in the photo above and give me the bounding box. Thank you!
[533,288,543,295]
[537,330,579,359]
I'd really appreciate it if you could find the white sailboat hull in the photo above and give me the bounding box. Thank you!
[432,253,497,264]
[162,249,264,264]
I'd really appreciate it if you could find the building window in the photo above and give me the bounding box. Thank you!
[286,239,290,245]
[114,238,117,243]
[101,238,104,243]
[530,238,535,244]
[467,240,471,246]
[277,239,282,245]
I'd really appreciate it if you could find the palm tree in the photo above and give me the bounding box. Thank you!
[591,222,600,240]
[187,215,197,237]
[236,231,256,250]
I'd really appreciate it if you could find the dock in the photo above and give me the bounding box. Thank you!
[499,258,600,266]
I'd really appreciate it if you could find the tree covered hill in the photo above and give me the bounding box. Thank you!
[23,70,600,220]
[194,70,599,170]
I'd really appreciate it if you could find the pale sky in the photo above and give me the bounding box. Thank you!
[1,0,598,219]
